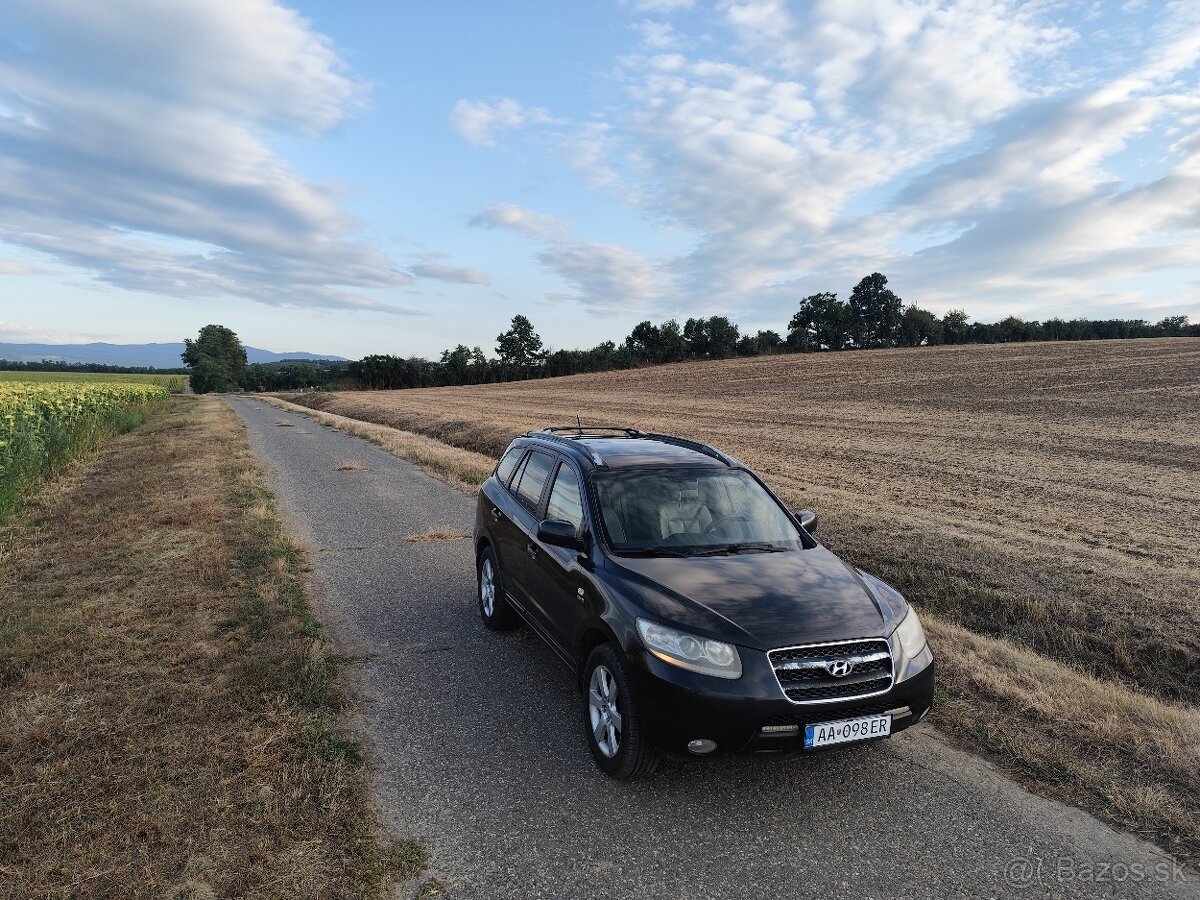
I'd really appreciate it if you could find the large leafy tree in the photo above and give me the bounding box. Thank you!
[788,292,851,351]
[181,324,247,393]
[624,321,663,361]
[495,315,546,369]
[940,309,971,345]
[658,319,687,362]
[848,273,904,348]
[898,305,944,347]
[683,316,740,359]
[682,317,708,358]
[439,344,474,385]
[705,316,741,358]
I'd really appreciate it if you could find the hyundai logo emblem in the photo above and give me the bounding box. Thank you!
[826,660,852,677]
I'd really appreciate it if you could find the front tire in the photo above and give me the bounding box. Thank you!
[583,644,658,780]
[477,546,517,631]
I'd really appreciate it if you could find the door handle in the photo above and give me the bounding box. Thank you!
[526,543,539,560]
[491,507,502,522]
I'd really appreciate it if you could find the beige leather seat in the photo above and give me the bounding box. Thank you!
[659,489,711,539]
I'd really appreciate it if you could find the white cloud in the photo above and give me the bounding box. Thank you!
[536,241,662,315]
[0,0,420,315]
[0,260,40,275]
[410,263,491,285]
[530,0,1200,320]
[468,203,567,238]
[635,19,680,50]
[625,0,694,12]
[613,0,1076,297]
[561,122,626,188]
[450,98,556,148]
[470,203,663,314]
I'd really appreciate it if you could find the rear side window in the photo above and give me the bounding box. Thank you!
[545,464,584,532]
[495,447,524,486]
[513,451,555,514]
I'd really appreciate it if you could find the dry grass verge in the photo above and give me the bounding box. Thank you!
[0,396,424,897]
[931,619,1200,861]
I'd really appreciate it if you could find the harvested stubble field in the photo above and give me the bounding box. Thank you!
[286,337,1200,858]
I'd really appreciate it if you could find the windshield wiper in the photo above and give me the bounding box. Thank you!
[692,542,788,556]
[626,545,691,557]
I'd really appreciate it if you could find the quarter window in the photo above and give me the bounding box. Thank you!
[513,451,555,514]
[495,446,524,486]
[545,464,584,532]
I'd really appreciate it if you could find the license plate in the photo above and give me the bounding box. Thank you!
[804,714,891,749]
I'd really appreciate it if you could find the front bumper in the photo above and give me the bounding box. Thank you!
[631,644,935,757]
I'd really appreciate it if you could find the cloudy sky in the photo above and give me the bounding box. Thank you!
[2,0,1198,358]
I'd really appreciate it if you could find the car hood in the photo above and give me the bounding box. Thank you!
[608,546,888,651]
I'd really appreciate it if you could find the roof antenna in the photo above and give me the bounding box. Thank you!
[576,414,582,435]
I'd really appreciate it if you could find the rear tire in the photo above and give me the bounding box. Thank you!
[477,546,517,631]
[583,644,659,780]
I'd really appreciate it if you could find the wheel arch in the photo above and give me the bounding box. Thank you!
[576,623,621,691]
[475,534,492,563]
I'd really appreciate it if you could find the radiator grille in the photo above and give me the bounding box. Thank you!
[768,638,894,704]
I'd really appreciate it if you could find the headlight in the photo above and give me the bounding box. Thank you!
[894,607,928,658]
[636,618,742,679]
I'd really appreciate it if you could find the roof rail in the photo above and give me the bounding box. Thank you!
[532,425,643,437]
[636,432,734,466]
[524,428,620,466]
[523,425,734,468]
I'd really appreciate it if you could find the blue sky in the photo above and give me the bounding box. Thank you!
[1,0,1198,358]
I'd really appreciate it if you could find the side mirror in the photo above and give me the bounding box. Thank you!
[794,509,819,534]
[538,519,587,552]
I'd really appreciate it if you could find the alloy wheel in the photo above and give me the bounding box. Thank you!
[480,558,496,616]
[588,664,623,758]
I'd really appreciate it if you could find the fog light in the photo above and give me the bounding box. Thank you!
[687,738,717,755]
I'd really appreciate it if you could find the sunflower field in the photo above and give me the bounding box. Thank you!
[0,380,169,521]
[0,371,188,392]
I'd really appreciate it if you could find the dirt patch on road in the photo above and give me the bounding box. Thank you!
[405,527,471,543]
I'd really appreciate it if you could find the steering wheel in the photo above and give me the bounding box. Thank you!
[705,514,752,536]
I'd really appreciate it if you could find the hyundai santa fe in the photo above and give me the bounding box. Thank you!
[474,425,935,780]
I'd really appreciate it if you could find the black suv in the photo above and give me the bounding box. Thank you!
[474,426,934,779]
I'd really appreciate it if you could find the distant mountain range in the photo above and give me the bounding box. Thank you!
[0,341,348,368]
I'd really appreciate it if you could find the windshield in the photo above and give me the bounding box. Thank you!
[592,468,803,554]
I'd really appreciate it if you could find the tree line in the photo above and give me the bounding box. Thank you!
[179,273,1199,393]
[338,272,1198,390]
[180,325,348,393]
[0,360,189,375]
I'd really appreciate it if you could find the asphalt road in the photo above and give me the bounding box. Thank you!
[227,397,1199,900]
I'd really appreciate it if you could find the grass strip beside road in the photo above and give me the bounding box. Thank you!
[0,395,424,897]
[270,393,1200,865]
